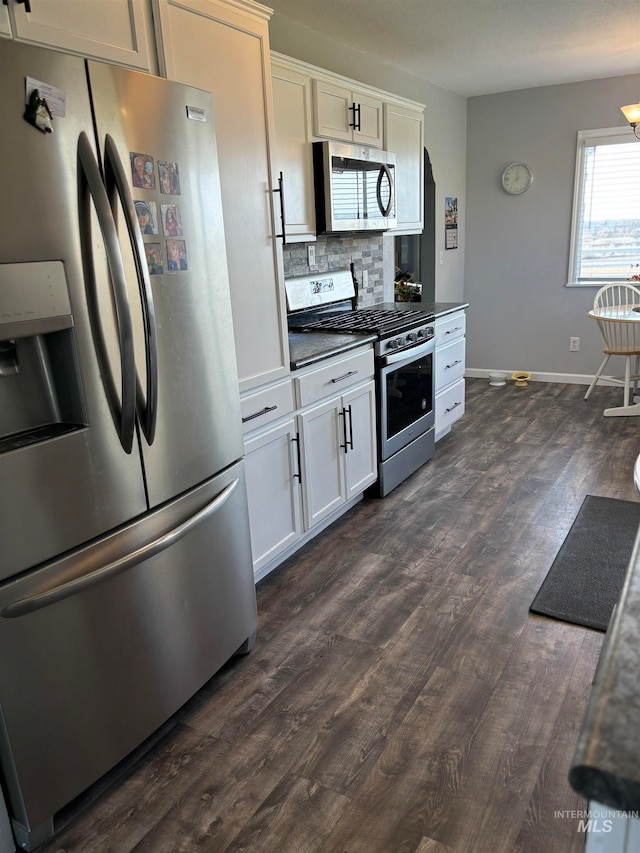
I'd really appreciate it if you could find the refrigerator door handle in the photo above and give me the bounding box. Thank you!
[77,131,137,453]
[104,134,159,446]
[1,478,241,619]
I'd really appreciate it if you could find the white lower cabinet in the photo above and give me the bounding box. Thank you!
[435,310,466,441]
[298,380,376,529]
[244,346,377,580]
[244,418,302,577]
[343,382,378,499]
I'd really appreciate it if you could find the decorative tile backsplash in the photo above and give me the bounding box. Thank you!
[282,234,384,306]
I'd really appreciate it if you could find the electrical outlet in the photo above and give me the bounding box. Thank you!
[570,336,580,352]
[307,245,316,267]
[439,251,444,265]
[362,269,368,287]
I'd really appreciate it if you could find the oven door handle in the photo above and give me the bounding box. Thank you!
[380,338,434,367]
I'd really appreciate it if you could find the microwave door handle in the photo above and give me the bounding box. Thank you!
[103,134,159,446]
[77,132,136,453]
[376,164,394,217]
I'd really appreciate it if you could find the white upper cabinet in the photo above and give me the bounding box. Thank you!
[384,101,424,234]
[313,79,384,148]
[1,0,153,70]
[156,0,290,393]
[271,54,425,236]
[0,3,11,38]
[271,57,316,243]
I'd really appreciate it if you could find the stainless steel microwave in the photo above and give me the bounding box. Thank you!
[313,140,397,233]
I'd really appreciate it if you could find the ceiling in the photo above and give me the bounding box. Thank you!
[266,0,640,97]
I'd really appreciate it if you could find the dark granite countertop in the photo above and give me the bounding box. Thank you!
[289,331,376,370]
[425,301,469,318]
[569,522,640,810]
[393,301,468,318]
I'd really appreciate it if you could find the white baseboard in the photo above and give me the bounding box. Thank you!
[465,369,622,387]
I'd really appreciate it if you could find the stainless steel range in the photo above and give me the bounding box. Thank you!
[287,271,435,496]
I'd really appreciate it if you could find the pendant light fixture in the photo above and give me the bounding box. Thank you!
[620,103,640,139]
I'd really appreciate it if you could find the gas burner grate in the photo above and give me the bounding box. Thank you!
[300,308,430,335]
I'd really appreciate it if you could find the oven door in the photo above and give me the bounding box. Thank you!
[378,338,435,461]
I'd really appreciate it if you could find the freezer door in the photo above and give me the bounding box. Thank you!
[0,460,257,847]
[0,41,147,581]
[87,61,245,507]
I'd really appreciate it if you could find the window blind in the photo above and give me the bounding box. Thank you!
[575,136,640,284]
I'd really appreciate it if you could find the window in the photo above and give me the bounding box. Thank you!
[568,128,640,286]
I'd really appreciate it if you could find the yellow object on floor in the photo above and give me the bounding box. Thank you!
[512,371,531,387]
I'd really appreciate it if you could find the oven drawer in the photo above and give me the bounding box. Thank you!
[436,311,466,344]
[436,378,465,433]
[295,347,374,409]
[240,379,294,435]
[435,337,465,391]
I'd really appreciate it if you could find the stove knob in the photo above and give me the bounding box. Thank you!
[387,338,399,349]
[407,333,417,342]
[417,329,426,338]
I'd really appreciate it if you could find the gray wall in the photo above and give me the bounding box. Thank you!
[269,13,467,302]
[465,73,640,379]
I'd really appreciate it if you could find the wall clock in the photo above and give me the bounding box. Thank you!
[501,162,533,195]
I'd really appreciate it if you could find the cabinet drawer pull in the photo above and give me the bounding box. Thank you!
[331,369,358,384]
[445,401,462,413]
[242,404,277,423]
[445,359,462,369]
[444,326,463,335]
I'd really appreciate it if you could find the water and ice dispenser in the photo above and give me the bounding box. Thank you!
[0,261,86,453]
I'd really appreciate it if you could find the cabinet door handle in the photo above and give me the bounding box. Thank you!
[444,327,463,335]
[339,406,354,452]
[9,0,33,12]
[349,103,361,131]
[241,405,277,424]
[331,369,358,384]
[445,359,462,369]
[292,434,302,483]
[445,401,463,413]
[339,409,349,453]
[346,404,354,451]
[272,171,287,245]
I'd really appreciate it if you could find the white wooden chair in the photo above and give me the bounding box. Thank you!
[584,283,640,412]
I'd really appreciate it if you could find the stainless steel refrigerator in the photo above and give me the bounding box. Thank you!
[0,41,257,851]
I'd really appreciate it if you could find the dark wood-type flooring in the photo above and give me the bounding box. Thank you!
[37,379,640,853]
